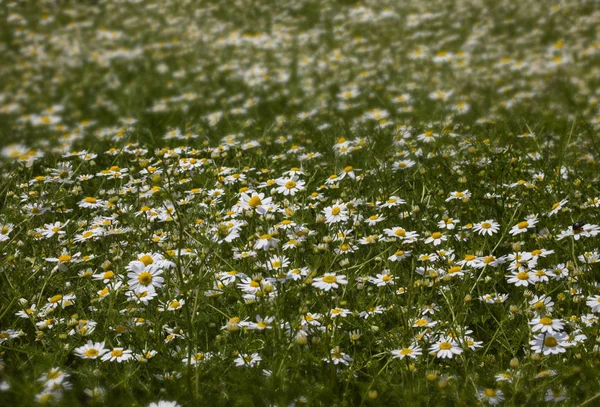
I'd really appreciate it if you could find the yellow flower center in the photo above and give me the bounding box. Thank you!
[331,207,341,215]
[484,389,496,397]
[138,272,153,285]
[248,196,262,207]
[50,294,63,303]
[58,254,72,263]
[111,349,123,357]
[517,221,529,229]
[285,180,297,189]
[140,255,154,266]
[399,348,413,355]
[322,275,337,284]
[439,342,452,350]
[464,255,476,261]
[544,336,558,347]
[84,197,97,204]
[169,301,181,309]
[431,232,442,239]
[516,271,529,280]
[85,349,99,357]
[540,317,553,325]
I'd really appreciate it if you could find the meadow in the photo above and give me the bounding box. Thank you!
[1,0,600,405]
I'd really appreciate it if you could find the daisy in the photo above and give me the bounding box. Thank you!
[412,316,437,328]
[379,196,406,208]
[477,388,505,405]
[323,204,348,224]
[429,337,463,359]
[238,192,272,215]
[392,160,416,170]
[235,353,262,367]
[445,190,471,202]
[38,222,67,239]
[160,299,185,312]
[424,231,446,246]
[530,332,571,355]
[473,220,500,236]
[312,273,348,291]
[38,367,70,389]
[78,197,107,209]
[275,177,305,196]
[438,217,459,230]
[545,387,567,403]
[148,401,181,407]
[253,233,280,251]
[247,315,274,330]
[330,307,352,318]
[368,271,395,286]
[327,347,353,366]
[390,344,422,359]
[0,223,14,241]
[530,295,555,314]
[586,295,600,313]
[548,199,568,216]
[509,217,538,236]
[506,270,533,287]
[338,165,361,180]
[126,261,164,293]
[365,214,385,226]
[388,250,412,262]
[101,348,133,362]
[74,341,109,360]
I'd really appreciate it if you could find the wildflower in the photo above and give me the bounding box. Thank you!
[445,190,471,202]
[530,332,572,355]
[586,295,600,313]
[548,199,568,216]
[235,353,262,367]
[430,337,463,359]
[323,204,349,224]
[74,341,109,360]
[101,348,133,362]
[391,344,422,360]
[0,223,14,241]
[477,388,505,405]
[509,216,539,236]
[473,220,500,236]
[238,192,272,214]
[275,177,305,196]
[126,261,164,294]
[326,347,353,366]
[424,231,446,246]
[312,273,348,291]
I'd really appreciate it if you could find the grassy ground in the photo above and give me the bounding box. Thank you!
[1,0,600,405]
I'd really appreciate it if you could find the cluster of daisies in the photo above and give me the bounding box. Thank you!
[0,0,599,405]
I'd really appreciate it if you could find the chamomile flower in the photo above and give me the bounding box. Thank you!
[473,220,500,236]
[101,348,133,362]
[390,344,422,360]
[312,273,348,291]
[509,216,538,236]
[235,353,262,367]
[429,337,463,359]
[530,332,571,355]
[74,341,109,360]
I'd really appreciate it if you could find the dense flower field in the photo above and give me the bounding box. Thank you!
[1,0,600,405]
